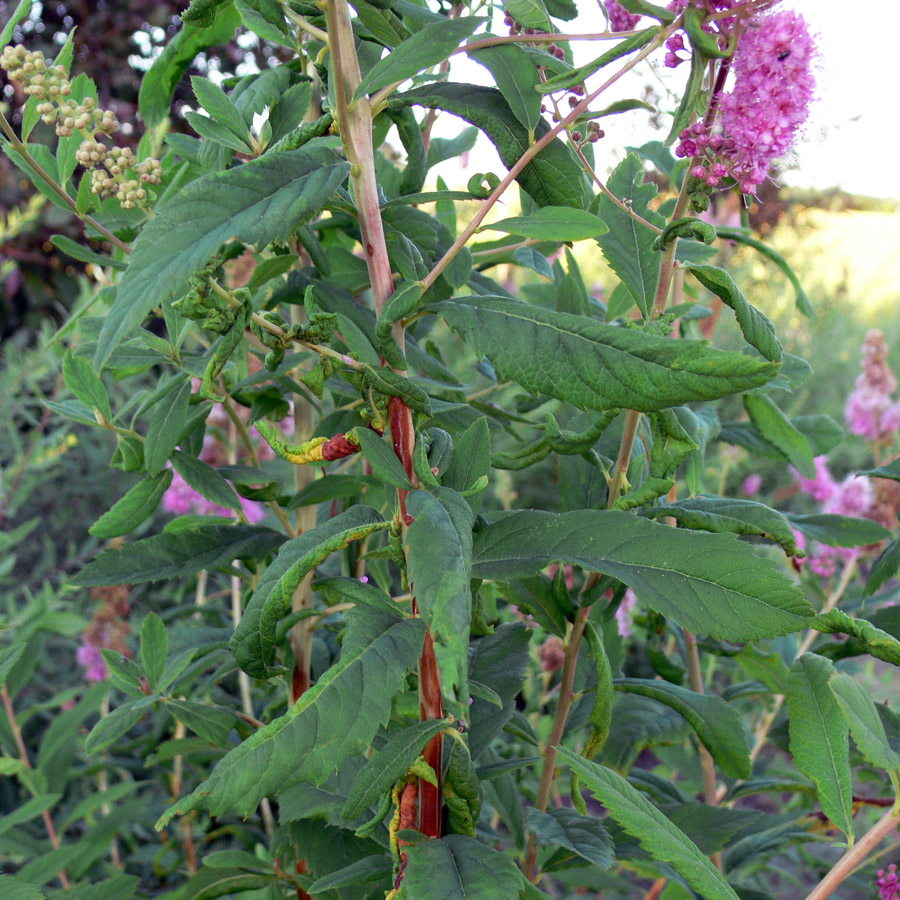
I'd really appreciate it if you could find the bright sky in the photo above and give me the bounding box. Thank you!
[441,1,900,202]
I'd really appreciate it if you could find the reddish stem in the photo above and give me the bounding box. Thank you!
[417,632,444,836]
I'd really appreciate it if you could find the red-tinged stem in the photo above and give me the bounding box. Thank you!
[417,631,445,836]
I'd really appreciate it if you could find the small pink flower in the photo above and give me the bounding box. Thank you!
[794,455,836,504]
[606,0,640,32]
[741,473,762,497]
[616,588,638,638]
[76,641,107,683]
[877,863,900,900]
[824,474,874,518]
[539,636,566,673]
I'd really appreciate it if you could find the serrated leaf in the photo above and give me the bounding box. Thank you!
[84,697,154,754]
[356,17,484,99]
[595,154,665,318]
[141,612,168,689]
[434,296,778,413]
[181,867,273,900]
[484,207,608,242]
[788,513,892,548]
[0,644,27,688]
[644,495,798,556]
[230,506,388,677]
[472,509,813,642]
[526,806,615,869]
[144,378,191,474]
[71,525,284,586]
[614,678,750,778]
[354,427,413,489]
[469,39,541,133]
[342,719,451,821]
[0,875,46,900]
[559,749,739,900]
[62,349,111,419]
[744,393,813,478]
[786,654,853,841]
[687,265,782,363]
[307,855,392,893]
[167,699,235,745]
[192,74,251,141]
[0,0,34,50]
[398,834,522,900]
[89,470,173,538]
[829,671,900,772]
[405,488,474,693]
[185,109,254,151]
[50,235,127,270]
[0,794,61,838]
[65,875,140,900]
[158,608,426,823]
[503,0,553,31]
[865,536,900,597]
[172,450,242,511]
[392,83,586,208]
[95,147,350,368]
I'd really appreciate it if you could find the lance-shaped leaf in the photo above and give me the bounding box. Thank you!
[865,536,900,598]
[686,265,782,363]
[391,83,587,208]
[483,207,608,242]
[433,297,778,413]
[231,505,388,677]
[744,393,813,478]
[788,513,892,548]
[468,39,542,133]
[158,607,426,824]
[595,154,665,318]
[95,146,350,367]
[89,470,173,539]
[644,495,799,557]
[71,525,284,586]
[397,834,523,900]
[614,678,751,778]
[405,488,474,694]
[829,671,900,772]
[342,719,451,821]
[559,749,740,900]
[472,509,812,642]
[786,654,853,842]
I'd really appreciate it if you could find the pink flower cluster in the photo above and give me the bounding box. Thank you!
[794,456,877,577]
[76,641,107,682]
[845,330,900,442]
[878,865,900,900]
[675,8,817,194]
[606,0,641,32]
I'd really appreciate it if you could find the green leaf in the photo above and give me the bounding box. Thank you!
[443,416,491,511]
[503,0,553,31]
[307,856,392,894]
[434,296,778,413]
[406,488,474,693]
[158,607,426,823]
[719,414,843,462]
[172,450,242,511]
[484,208,608,242]
[50,235,127,270]
[184,110,253,152]
[0,875,46,900]
[191,74,251,142]
[644,495,799,556]
[829,671,900,771]
[0,794,61,837]
[166,699,235,745]
[62,349,111,419]
[687,265,782,363]
[594,154,665,318]
[392,83,586,208]
[342,719,451,821]
[538,29,657,94]
[861,457,900,483]
[0,1,33,50]
[786,653,853,841]
[356,17,484,99]
[230,506,388,677]
[472,509,812,642]
[616,0,675,22]
[559,749,739,900]
[95,147,350,368]
[398,834,523,900]
[64,875,139,900]
[0,644,27,688]
[469,39,541,133]
[614,678,750,778]
[314,576,400,616]
[84,697,154,754]
[812,610,900,667]
[89,470,173,538]
[288,474,375,509]
[354,427,413,489]
[139,5,241,128]
[71,524,284,586]
[141,612,168,690]
[865,536,900,597]
[525,807,615,870]
[787,513,892,548]
[181,867,273,900]
[144,378,191,475]
[744,392,814,478]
